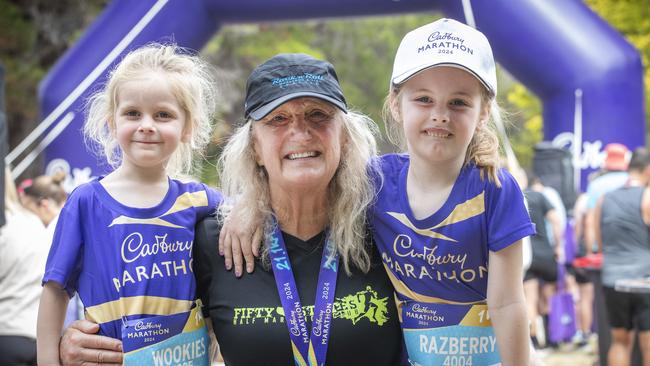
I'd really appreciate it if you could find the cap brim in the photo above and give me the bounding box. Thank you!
[392,62,495,96]
[249,92,348,121]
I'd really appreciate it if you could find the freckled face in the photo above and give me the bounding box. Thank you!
[396,66,488,166]
[112,71,189,171]
[252,97,345,194]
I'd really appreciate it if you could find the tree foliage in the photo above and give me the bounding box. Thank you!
[503,0,650,170]
[198,16,437,184]
[2,1,648,183]
[0,0,107,178]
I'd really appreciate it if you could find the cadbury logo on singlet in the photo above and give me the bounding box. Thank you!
[121,232,192,263]
[382,235,488,284]
[382,192,488,284]
[126,321,170,339]
[112,232,193,292]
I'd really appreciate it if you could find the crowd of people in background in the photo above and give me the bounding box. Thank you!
[518,142,650,366]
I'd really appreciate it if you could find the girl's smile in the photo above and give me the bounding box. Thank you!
[396,66,489,169]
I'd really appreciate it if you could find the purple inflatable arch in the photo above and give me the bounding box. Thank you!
[15,0,644,190]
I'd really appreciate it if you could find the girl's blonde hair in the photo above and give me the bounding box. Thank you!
[84,43,218,177]
[382,84,502,186]
[218,110,381,275]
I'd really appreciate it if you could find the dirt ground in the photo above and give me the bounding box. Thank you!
[539,337,598,366]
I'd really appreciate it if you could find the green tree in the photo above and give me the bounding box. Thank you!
[499,0,650,171]
[503,83,542,168]
[199,15,440,184]
[0,0,107,179]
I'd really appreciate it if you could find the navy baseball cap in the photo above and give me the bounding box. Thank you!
[244,53,348,121]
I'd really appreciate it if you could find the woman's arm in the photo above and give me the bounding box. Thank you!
[37,282,70,365]
[57,320,123,366]
[487,240,530,366]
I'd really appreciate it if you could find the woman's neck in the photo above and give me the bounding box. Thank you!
[270,186,329,241]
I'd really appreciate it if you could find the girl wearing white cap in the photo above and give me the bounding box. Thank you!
[222,19,534,366]
[375,18,534,365]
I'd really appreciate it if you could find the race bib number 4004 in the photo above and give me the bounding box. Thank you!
[122,305,210,366]
[402,302,501,366]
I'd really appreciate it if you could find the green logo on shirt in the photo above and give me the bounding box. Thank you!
[232,285,390,326]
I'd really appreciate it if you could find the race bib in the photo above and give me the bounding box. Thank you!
[401,301,501,366]
[122,303,210,366]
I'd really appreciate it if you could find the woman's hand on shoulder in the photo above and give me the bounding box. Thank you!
[218,204,263,277]
[59,320,122,366]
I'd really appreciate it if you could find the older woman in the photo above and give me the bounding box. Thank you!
[58,53,403,365]
[194,53,402,365]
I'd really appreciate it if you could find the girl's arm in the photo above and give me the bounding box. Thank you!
[218,204,263,277]
[487,240,530,366]
[37,282,70,365]
[206,320,217,360]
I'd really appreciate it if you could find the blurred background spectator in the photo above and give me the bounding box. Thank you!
[0,169,48,366]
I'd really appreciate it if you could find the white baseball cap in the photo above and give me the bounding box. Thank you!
[390,18,497,96]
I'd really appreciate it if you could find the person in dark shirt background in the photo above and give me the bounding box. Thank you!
[523,171,563,350]
[595,148,650,366]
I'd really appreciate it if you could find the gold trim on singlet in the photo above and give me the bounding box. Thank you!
[85,296,193,324]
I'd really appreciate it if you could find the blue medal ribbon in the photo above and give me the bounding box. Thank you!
[267,219,339,366]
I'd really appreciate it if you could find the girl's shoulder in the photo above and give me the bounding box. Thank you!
[454,166,524,208]
[64,179,99,202]
[370,153,410,192]
[376,153,409,175]
[477,167,527,208]
[169,177,217,193]
[377,152,409,166]
[169,178,224,209]
[465,165,519,190]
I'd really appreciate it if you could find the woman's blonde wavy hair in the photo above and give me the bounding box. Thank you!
[84,43,218,177]
[382,84,503,186]
[218,109,381,275]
